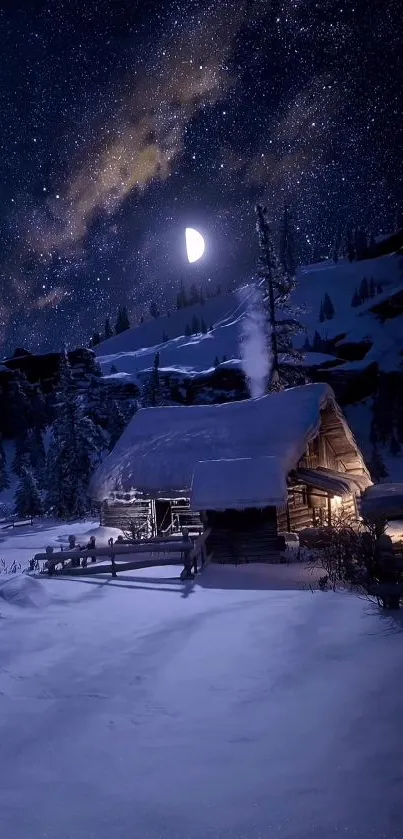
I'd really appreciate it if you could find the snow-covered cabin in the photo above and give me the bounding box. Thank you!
[90,383,371,559]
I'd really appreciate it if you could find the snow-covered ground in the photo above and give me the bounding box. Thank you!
[0,522,403,838]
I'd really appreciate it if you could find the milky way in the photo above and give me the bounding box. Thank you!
[0,0,401,354]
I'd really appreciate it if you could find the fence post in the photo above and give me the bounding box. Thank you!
[110,553,117,578]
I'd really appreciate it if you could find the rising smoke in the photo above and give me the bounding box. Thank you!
[238,283,271,399]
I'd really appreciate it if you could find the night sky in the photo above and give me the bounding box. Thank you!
[0,0,401,356]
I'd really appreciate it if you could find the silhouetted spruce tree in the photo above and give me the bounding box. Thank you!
[191,314,200,334]
[255,204,304,388]
[319,301,325,322]
[376,280,383,294]
[312,331,323,352]
[351,289,361,307]
[110,364,118,374]
[201,319,207,334]
[189,284,199,306]
[176,281,187,309]
[115,305,131,334]
[107,401,127,450]
[104,317,113,339]
[369,277,376,298]
[214,356,220,367]
[15,467,43,518]
[184,323,192,336]
[322,292,335,319]
[142,353,162,407]
[91,331,101,346]
[368,445,388,482]
[0,434,9,491]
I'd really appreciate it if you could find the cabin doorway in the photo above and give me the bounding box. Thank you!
[155,500,172,536]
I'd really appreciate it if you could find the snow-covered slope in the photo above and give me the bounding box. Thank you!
[95,253,403,381]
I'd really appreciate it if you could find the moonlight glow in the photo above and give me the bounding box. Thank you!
[185,227,205,263]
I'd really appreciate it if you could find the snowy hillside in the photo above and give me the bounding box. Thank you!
[95,253,403,381]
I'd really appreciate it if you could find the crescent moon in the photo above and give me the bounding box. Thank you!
[185,227,205,263]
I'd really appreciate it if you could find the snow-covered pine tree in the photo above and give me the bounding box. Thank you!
[12,433,31,477]
[45,353,106,519]
[104,317,113,339]
[15,466,43,518]
[255,204,304,388]
[0,434,9,491]
[279,204,298,280]
[115,305,131,334]
[27,428,46,478]
[322,292,335,319]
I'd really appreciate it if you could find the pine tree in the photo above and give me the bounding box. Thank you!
[359,277,369,301]
[0,434,9,491]
[255,204,304,388]
[28,428,46,477]
[376,280,383,294]
[12,433,31,477]
[176,281,187,310]
[351,289,361,307]
[45,354,106,519]
[110,364,118,374]
[302,335,311,351]
[115,305,131,334]
[312,331,323,352]
[368,445,388,481]
[91,331,101,346]
[191,314,200,334]
[369,278,376,298]
[142,353,162,407]
[107,401,127,450]
[322,292,335,319]
[184,323,192,336]
[354,227,368,260]
[201,319,207,334]
[319,301,325,322]
[214,355,220,367]
[104,317,113,340]
[15,466,43,518]
[279,204,298,279]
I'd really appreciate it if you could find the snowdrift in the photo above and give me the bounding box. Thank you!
[0,575,51,609]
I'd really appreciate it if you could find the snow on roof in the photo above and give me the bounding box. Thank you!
[296,467,369,498]
[190,457,288,511]
[361,483,403,520]
[90,382,370,502]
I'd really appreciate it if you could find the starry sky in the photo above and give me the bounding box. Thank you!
[0,0,401,356]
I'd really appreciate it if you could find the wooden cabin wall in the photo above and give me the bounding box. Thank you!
[101,498,152,531]
[277,485,313,532]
